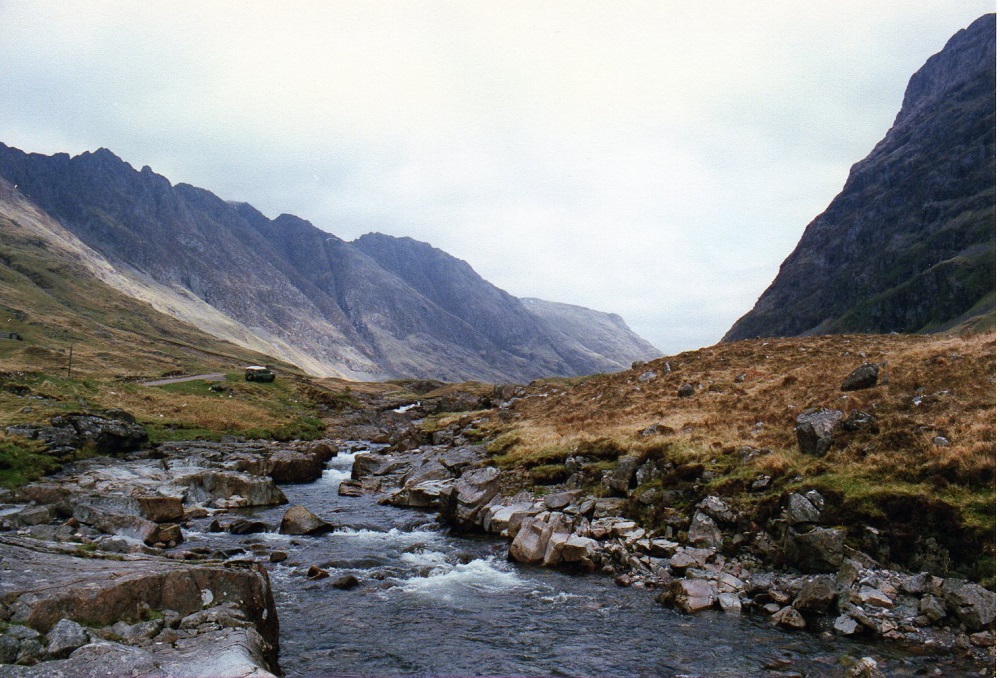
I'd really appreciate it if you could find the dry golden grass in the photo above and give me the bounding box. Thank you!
[481,332,995,578]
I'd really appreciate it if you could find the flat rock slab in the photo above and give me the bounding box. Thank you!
[0,536,278,675]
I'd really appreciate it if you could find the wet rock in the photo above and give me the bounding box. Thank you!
[135,495,185,523]
[337,480,365,497]
[440,466,501,531]
[794,409,843,456]
[181,470,287,508]
[45,618,90,658]
[307,564,330,580]
[941,579,996,631]
[279,506,335,536]
[268,449,325,484]
[331,574,360,590]
[228,519,271,535]
[667,578,717,613]
[841,363,880,391]
[269,551,288,564]
[771,605,807,630]
[846,656,886,678]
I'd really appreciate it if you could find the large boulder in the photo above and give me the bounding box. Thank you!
[841,363,880,391]
[942,579,996,631]
[604,456,641,496]
[666,579,717,613]
[687,512,723,549]
[794,409,843,456]
[180,470,287,508]
[792,575,838,614]
[785,525,846,573]
[278,505,335,536]
[440,467,501,530]
[509,512,572,566]
[50,412,149,455]
[267,449,325,484]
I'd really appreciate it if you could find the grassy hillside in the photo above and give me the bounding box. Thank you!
[476,332,996,581]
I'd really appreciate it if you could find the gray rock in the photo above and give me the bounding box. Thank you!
[45,618,90,659]
[846,656,886,678]
[834,614,861,635]
[786,492,822,525]
[440,466,501,530]
[942,579,996,630]
[841,363,880,391]
[856,585,894,609]
[843,410,877,432]
[717,592,742,615]
[677,383,696,398]
[0,634,20,663]
[604,456,641,496]
[687,512,723,549]
[695,495,735,524]
[918,595,948,622]
[785,525,845,572]
[794,409,843,456]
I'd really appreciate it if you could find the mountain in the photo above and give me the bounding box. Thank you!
[0,145,660,382]
[725,14,995,342]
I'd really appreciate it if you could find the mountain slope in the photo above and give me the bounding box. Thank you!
[725,14,995,341]
[0,145,659,382]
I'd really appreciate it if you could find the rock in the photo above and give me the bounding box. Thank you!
[542,491,577,511]
[604,456,641,496]
[50,412,149,455]
[857,585,894,609]
[269,551,288,564]
[279,506,335,536]
[687,512,723,549]
[677,383,696,398]
[695,495,736,524]
[135,495,185,523]
[794,409,843,456]
[750,475,772,492]
[72,503,161,545]
[969,630,995,647]
[45,618,90,658]
[771,605,807,630]
[843,410,878,432]
[841,363,880,391]
[718,592,742,615]
[834,614,861,635]
[784,525,845,573]
[440,466,501,530]
[268,449,325,484]
[918,594,948,622]
[482,502,538,536]
[0,634,19,663]
[181,470,287,508]
[331,574,360,590]
[350,453,385,479]
[941,579,996,631]
[509,512,572,566]
[792,575,837,614]
[668,579,717,613]
[900,572,931,595]
[846,657,886,678]
[228,519,271,535]
[338,480,365,497]
[786,492,822,525]
[307,564,330,580]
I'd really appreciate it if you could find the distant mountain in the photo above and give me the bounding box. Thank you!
[725,14,995,341]
[0,144,660,381]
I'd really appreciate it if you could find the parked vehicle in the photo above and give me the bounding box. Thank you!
[244,366,276,382]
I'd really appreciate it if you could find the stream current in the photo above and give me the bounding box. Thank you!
[178,447,968,677]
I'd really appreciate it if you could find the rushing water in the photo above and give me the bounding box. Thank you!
[179,447,971,677]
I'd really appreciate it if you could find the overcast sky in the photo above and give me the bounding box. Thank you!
[0,2,993,355]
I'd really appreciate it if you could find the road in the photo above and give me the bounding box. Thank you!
[140,373,227,387]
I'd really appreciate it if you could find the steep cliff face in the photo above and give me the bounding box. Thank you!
[725,14,995,341]
[0,144,659,381]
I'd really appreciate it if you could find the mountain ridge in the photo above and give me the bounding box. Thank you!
[724,14,995,342]
[0,143,661,381]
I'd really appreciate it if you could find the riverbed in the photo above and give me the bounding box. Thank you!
[177,447,972,677]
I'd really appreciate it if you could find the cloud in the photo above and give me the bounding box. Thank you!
[0,1,993,355]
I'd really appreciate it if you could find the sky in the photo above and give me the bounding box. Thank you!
[0,1,993,355]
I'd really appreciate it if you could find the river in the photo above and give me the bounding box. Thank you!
[176,446,968,677]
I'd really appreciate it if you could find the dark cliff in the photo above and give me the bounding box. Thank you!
[725,14,995,341]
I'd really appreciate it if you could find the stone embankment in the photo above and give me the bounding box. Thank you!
[346,408,996,672]
[0,430,338,676]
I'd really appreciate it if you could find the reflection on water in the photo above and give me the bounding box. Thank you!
[178,446,974,677]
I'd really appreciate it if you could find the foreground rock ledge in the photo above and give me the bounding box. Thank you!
[0,535,279,677]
